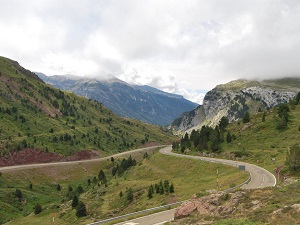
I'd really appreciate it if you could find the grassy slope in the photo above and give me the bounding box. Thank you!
[0,56,174,157]
[172,183,300,225]
[215,78,300,91]
[220,104,300,174]
[170,103,300,224]
[1,149,248,225]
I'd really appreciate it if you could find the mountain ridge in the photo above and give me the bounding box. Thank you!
[37,73,198,126]
[0,56,174,157]
[171,78,300,132]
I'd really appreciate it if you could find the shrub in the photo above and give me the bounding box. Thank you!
[76,201,87,217]
[72,195,79,208]
[34,203,42,214]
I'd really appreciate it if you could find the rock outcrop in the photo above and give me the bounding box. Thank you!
[171,78,300,132]
[174,192,243,219]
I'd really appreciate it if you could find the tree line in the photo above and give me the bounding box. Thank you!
[172,117,232,153]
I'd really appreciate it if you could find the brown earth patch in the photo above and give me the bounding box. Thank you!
[65,150,100,161]
[0,148,101,167]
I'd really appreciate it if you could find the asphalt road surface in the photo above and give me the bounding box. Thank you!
[1,145,276,225]
[160,146,276,189]
[113,209,175,225]
[0,146,160,173]
[108,146,277,225]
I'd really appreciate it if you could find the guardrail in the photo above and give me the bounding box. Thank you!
[224,170,251,192]
[87,201,184,225]
[87,164,251,225]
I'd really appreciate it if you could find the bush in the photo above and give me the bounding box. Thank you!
[286,144,300,171]
[72,195,79,208]
[77,185,83,194]
[243,112,250,123]
[76,201,87,217]
[15,189,22,200]
[34,203,42,214]
[126,188,133,202]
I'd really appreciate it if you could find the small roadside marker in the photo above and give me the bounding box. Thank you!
[52,212,56,225]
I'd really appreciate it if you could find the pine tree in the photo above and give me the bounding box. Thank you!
[126,188,133,202]
[15,189,22,200]
[34,203,42,214]
[72,195,79,208]
[169,183,174,193]
[219,117,229,131]
[92,176,97,183]
[226,132,232,143]
[159,186,164,195]
[98,170,107,184]
[147,186,153,199]
[76,201,87,217]
[164,180,170,193]
[155,184,160,194]
[262,112,266,122]
[286,144,300,171]
[77,185,83,194]
[243,111,250,123]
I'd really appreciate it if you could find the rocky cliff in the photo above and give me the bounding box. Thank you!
[171,78,300,132]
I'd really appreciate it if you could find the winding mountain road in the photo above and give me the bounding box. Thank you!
[160,146,276,189]
[90,146,277,225]
[114,147,277,225]
[0,145,277,225]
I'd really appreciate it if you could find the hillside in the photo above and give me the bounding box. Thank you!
[170,98,300,224]
[172,184,300,225]
[37,73,198,126]
[0,148,247,225]
[0,56,175,162]
[171,78,300,132]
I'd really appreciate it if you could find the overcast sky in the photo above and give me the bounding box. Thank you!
[1,0,300,104]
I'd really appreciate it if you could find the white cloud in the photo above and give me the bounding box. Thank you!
[1,0,300,104]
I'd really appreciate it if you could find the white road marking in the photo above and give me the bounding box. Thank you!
[123,223,139,225]
[154,221,168,225]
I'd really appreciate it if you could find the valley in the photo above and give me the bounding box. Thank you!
[0,146,247,225]
[1,56,300,225]
[37,73,198,126]
[2,2,300,225]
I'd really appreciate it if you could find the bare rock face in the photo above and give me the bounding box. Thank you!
[174,201,198,219]
[175,192,235,219]
[174,191,250,220]
[171,78,300,132]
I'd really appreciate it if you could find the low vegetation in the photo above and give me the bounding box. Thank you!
[170,94,300,224]
[0,56,174,159]
[173,94,300,177]
[172,183,300,225]
[0,149,247,224]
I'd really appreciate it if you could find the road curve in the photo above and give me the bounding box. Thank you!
[1,145,276,225]
[106,146,277,225]
[160,146,276,189]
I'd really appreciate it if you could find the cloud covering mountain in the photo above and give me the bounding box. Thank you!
[1,0,300,103]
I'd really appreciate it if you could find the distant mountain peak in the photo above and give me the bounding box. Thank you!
[37,73,198,126]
